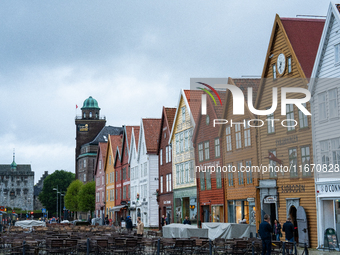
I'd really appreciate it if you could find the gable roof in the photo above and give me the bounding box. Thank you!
[157,107,177,154]
[192,89,226,144]
[218,78,260,137]
[122,125,139,159]
[310,2,340,93]
[94,142,108,176]
[255,14,324,109]
[232,78,260,104]
[281,17,325,79]
[184,89,203,124]
[165,107,177,132]
[169,89,203,142]
[142,118,162,154]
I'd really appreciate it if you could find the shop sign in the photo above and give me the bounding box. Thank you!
[163,200,171,205]
[264,196,277,203]
[247,197,255,202]
[318,184,340,194]
[281,184,305,193]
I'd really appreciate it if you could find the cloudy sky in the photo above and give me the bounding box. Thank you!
[0,0,332,183]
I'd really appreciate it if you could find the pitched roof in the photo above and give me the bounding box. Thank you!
[124,125,139,156]
[87,125,123,146]
[0,164,33,173]
[281,17,325,78]
[133,127,140,153]
[184,89,203,124]
[109,134,122,159]
[165,107,177,132]
[94,142,108,175]
[232,78,261,104]
[157,107,177,153]
[142,118,162,154]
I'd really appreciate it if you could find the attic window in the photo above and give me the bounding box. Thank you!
[335,44,340,64]
[272,64,277,79]
[288,57,292,73]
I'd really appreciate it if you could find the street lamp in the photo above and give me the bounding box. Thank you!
[53,186,58,220]
[60,193,64,221]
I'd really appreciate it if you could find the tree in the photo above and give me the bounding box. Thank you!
[78,181,95,217]
[38,170,75,215]
[64,180,83,219]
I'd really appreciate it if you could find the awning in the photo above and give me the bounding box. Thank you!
[109,205,126,212]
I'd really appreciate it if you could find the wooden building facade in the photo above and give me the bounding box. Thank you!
[218,78,261,229]
[255,15,324,248]
[157,107,177,229]
[193,90,225,225]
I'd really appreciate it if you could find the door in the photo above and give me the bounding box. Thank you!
[297,206,309,247]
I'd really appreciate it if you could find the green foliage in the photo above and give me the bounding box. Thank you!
[78,181,95,214]
[64,180,83,213]
[38,170,75,214]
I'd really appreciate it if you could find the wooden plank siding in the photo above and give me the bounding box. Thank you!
[193,91,224,225]
[254,15,324,248]
[219,77,261,230]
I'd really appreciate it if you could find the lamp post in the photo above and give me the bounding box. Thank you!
[53,186,58,220]
[60,193,64,221]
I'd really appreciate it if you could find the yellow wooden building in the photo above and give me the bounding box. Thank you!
[104,134,122,220]
[255,15,324,248]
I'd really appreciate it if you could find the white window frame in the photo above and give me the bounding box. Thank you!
[235,124,242,149]
[226,126,232,151]
[329,89,338,119]
[244,121,251,147]
[160,149,163,166]
[182,107,186,123]
[160,176,163,193]
[318,92,327,121]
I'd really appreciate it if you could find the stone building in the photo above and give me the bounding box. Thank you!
[0,154,34,211]
[34,171,49,210]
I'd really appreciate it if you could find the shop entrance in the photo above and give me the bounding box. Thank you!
[289,206,298,243]
[202,205,209,222]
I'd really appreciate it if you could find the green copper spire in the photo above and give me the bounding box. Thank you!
[11,149,17,170]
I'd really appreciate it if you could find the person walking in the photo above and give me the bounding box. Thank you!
[282,217,294,242]
[137,217,144,237]
[126,215,133,233]
[183,216,191,225]
[259,214,272,255]
[161,215,166,228]
[273,219,281,241]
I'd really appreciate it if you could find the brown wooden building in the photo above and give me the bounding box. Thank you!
[255,15,324,247]
[157,107,177,229]
[218,78,261,229]
[193,91,226,225]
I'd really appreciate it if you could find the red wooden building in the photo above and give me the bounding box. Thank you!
[193,91,226,225]
[114,126,138,222]
[157,107,176,229]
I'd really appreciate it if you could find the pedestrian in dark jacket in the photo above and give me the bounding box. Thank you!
[183,216,191,225]
[126,215,133,232]
[259,214,272,255]
[282,217,294,242]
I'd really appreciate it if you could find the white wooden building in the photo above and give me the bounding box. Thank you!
[129,119,161,228]
[309,2,340,248]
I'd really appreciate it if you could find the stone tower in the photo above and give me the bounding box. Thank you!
[75,96,106,180]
